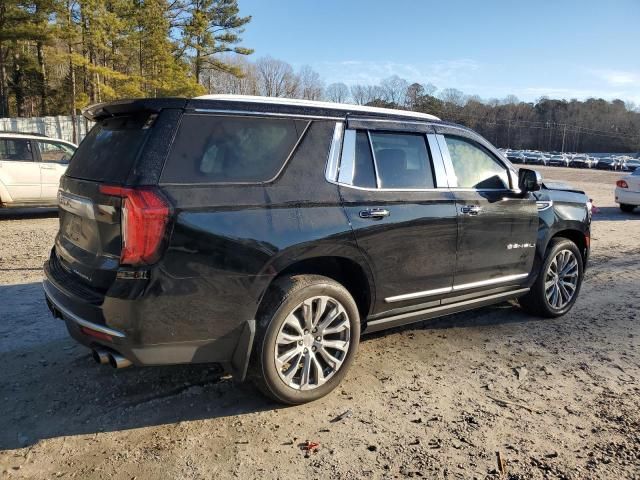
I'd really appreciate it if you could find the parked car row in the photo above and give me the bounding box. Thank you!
[499,148,639,171]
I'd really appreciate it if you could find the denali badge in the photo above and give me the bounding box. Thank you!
[507,243,535,250]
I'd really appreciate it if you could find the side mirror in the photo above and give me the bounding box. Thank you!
[518,168,542,193]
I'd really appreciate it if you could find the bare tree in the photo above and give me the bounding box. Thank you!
[350,84,384,105]
[380,75,409,105]
[439,88,467,107]
[255,56,299,97]
[405,82,425,109]
[297,65,323,100]
[325,82,349,103]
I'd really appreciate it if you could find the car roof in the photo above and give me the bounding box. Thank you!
[84,95,442,124]
[0,132,77,147]
[194,94,441,121]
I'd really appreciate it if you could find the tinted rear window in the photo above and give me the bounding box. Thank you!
[65,115,151,183]
[161,115,307,184]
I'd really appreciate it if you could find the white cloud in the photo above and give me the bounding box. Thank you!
[590,69,639,86]
[311,59,480,88]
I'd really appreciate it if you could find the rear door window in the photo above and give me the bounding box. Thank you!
[0,139,34,162]
[370,132,434,189]
[65,115,152,183]
[161,115,307,184]
[36,141,76,163]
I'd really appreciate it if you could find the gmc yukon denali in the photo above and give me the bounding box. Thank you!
[43,95,591,404]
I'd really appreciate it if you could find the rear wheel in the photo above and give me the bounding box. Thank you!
[519,238,584,318]
[250,274,360,404]
[620,204,636,213]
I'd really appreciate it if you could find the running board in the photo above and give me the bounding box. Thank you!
[364,288,530,333]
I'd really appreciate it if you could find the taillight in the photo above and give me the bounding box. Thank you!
[616,180,628,188]
[99,185,170,265]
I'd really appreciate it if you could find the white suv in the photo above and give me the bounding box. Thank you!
[0,132,76,207]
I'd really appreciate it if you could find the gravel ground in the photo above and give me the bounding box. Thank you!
[1,167,639,479]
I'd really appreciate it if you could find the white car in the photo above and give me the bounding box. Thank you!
[0,132,76,207]
[615,168,640,213]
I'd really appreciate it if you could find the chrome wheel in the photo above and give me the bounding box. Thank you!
[545,249,579,309]
[274,295,351,391]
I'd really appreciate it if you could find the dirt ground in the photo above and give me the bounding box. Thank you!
[1,166,639,480]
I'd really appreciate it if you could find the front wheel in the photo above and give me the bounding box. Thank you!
[249,274,360,404]
[620,204,636,213]
[519,238,584,318]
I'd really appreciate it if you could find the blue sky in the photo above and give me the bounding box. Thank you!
[236,0,640,104]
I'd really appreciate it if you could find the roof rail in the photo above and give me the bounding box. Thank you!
[194,94,441,121]
[0,130,49,137]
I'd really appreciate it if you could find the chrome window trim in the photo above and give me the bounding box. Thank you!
[366,131,382,188]
[325,122,344,182]
[426,133,450,188]
[384,272,529,303]
[435,134,459,188]
[192,108,343,121]
[337,129,356,185]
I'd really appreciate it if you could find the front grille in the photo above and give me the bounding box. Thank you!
[45,253,105,304]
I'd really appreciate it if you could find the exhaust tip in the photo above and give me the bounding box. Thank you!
[92,348,110,365]
[108,352,132,369]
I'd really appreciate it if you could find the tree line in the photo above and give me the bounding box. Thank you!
[2,0,638,152]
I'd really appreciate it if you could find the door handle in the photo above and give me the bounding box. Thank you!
[40,164,55,170]
[359,208,390,220]
[461,205,482,216]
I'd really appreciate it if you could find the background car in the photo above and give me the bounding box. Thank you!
[615,168,640,212]
[570,154,594,168]
[507,151,526,163]
[548,154,570,167]
[523,152,548,165]
[0,131,76,207]
[623,159,640,171]
[594,156,621,170]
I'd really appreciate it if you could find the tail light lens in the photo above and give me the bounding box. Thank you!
[616,180,628,188]
[99,185,170,265]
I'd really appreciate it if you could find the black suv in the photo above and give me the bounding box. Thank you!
[43,96,591,404]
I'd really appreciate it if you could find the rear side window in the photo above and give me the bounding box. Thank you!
[65,115,151,183]
[36,141,75,163]
[370,132,434,189]
[0,139,34,162]
[444,135,509,189]
[162,115,307,184]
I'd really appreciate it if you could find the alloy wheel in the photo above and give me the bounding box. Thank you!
[274,296,351,391]
[545,249,579,309]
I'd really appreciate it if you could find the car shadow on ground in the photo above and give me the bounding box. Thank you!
[592,206,639,221]
[0,282,541,451]
[0,207,58,220]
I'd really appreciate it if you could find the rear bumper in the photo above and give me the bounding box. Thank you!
[43,263,255,379]
[615,188,640,206]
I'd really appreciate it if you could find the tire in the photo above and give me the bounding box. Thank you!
[620,204,636,213]
[249,274,360,405]
[519,238,584,318]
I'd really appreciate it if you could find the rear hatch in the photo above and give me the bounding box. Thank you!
[54,111,167,293]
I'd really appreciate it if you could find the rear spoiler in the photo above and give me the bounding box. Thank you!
[82,98,188,122]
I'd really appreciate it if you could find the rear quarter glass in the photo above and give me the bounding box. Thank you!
[64,114,153,184]
[160,114,308,184]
